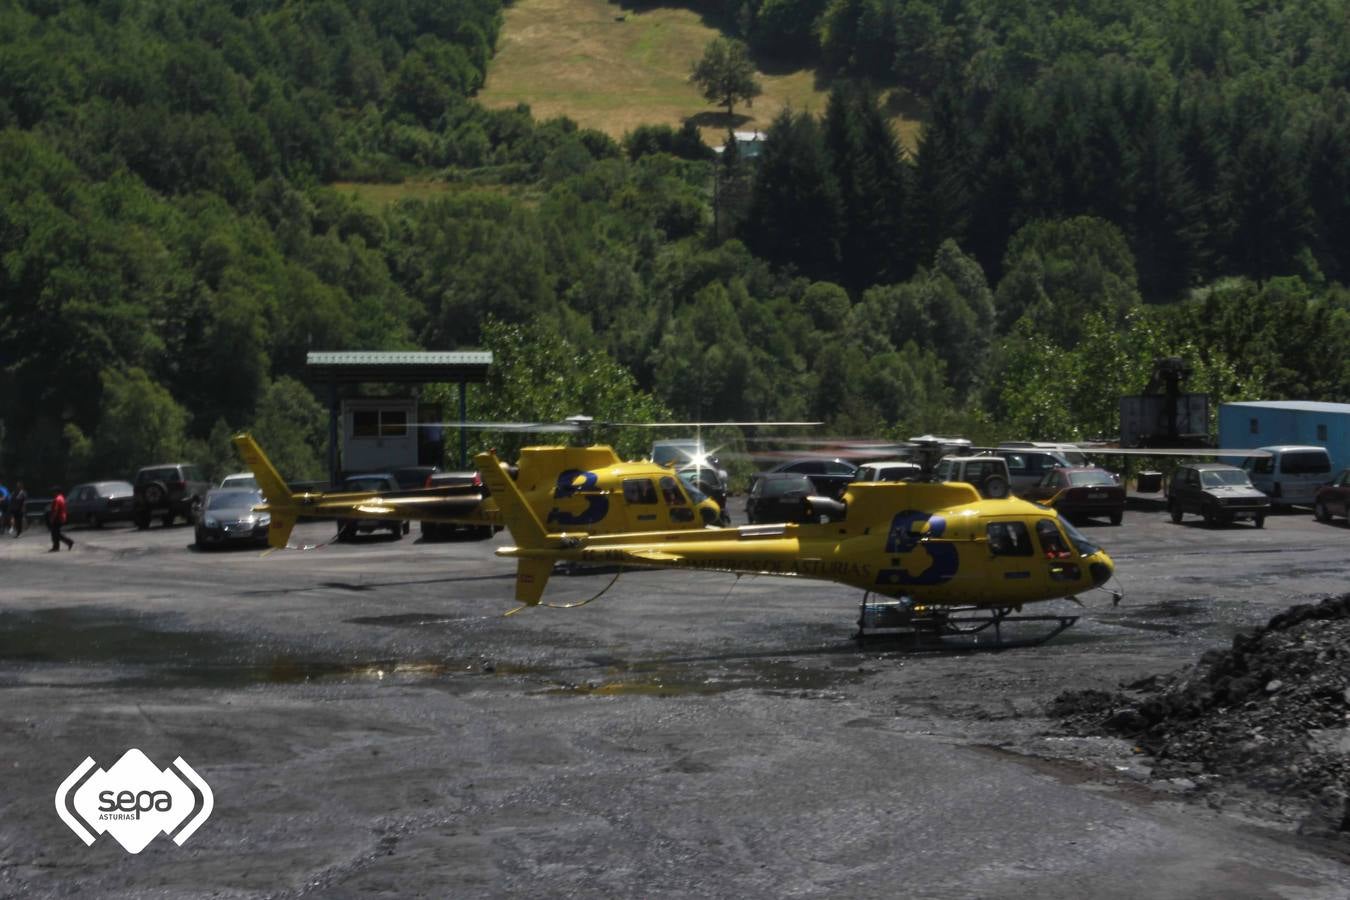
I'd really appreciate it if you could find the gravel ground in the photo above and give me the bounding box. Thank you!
[2,505,1350,897]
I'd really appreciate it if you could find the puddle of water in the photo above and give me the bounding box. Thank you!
[0,607,546,690]
[539,658,862,698]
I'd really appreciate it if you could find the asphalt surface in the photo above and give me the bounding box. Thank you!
[2,505,1349,898]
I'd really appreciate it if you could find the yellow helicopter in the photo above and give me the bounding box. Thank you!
[232,433,731,548]
[475,449,1120,644]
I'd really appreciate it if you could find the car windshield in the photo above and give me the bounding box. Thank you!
[1068,470,1115,487]
[763,477,810,498]
[207,491,261,511]
[1201,469,1251,487]
[653,443,700,466]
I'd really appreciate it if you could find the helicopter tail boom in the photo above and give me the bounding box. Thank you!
[232,432,299,549]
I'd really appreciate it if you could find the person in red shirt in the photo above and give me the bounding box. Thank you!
[48,485,73,552]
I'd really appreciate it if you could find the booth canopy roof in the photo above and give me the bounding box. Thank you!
[306,351,492,383]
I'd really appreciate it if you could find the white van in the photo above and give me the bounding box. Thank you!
[1241,445,1333,507]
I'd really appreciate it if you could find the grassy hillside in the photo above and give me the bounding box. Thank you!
[477,0,922,148]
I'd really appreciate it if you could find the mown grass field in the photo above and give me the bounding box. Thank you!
[477,0,923,149]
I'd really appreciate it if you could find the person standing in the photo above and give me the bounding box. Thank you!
[11,482,26,538]
[48,485,73,552]
[0,482,9,535]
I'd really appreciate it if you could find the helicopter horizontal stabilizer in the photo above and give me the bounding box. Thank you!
[232,432,299,549]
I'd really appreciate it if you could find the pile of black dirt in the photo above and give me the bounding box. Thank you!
[1050,594,1350,836]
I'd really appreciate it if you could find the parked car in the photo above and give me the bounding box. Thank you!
[195,488,270,549]
[133,463,210,529]
[931,455,1012,499]
[392,465,440,490]
[1241,445,1333,508]
[1021,466,1125,525]
[995,443,1089,493]
[757,458,858,500]
[854,460,924,482]
[67,481,136,527]
[745,473,826,525]
[219,472,258,490]
[1314,469,1350,524]
[420,469,495,541]
[24,497,51,530]
[1168,463,1269,527]
[336,473,407,540]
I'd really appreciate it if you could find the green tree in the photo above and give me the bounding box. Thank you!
[689,38,762,120]
[85,368,191,481]
[248,377,328,482]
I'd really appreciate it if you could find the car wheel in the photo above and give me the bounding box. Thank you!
[1316,501,1331,523]
[1254,514,1266,529]
[1109,511,1122,526]
[143,483,166,507]
[982,476,1009,499]
[1169,500,1182,524]
[1202,506,1218,526]
[402,521,410,535]
[336,522,351,542]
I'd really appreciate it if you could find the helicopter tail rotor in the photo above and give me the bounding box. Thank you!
[232,432,299,550]
[475,450,556,607]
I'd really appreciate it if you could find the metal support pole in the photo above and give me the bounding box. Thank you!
[458,379,467,468]
[328,381,340,488]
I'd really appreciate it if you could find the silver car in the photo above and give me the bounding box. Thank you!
[195,489,270,549]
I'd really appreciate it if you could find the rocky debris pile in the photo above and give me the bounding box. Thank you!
[1050,594,1350,835]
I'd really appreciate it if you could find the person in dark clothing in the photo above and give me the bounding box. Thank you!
[48,485,73,551]
[11,482,26,538]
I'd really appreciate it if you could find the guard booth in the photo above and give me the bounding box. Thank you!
[306,351,492,485]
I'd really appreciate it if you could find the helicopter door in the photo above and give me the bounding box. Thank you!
[983,519,1053,603]
[622,477,661,530]
[1034,518,1083,583]
[659,475,695,526]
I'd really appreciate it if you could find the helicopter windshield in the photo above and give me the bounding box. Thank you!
[677,472,708,503]
[1058,518,1100,557]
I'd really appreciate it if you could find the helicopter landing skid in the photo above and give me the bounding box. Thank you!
[856,596,1078,650]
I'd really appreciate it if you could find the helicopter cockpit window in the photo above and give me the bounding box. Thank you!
[659,476,686,506]
[1036,519,1072,559]
[986,521,1033,556]
[623,478,658,505]
[1059,517,1100,556]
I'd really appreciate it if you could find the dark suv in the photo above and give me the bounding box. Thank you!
[133,463,210,528]
[1168,463,1269,527]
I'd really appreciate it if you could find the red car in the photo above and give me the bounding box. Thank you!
[1021,466,1125,525]
[1314,469,1350,524]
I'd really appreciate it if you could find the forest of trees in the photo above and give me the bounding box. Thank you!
[2,0,1349,485]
